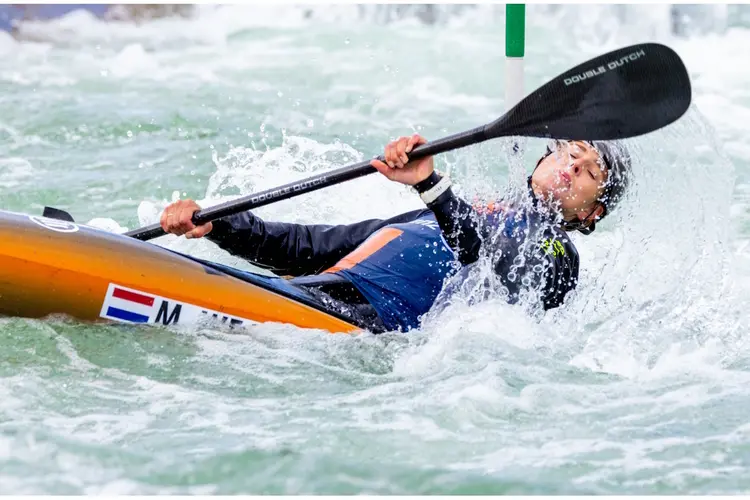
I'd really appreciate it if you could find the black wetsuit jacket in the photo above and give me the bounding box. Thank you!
[206,173,580,332]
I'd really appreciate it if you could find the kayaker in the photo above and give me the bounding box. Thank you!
[160,135,631,333]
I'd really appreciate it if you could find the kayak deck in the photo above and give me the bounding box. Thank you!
[0,210,360,333]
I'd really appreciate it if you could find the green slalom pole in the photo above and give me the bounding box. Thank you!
[506,4,526,159]
[505,4,526,109]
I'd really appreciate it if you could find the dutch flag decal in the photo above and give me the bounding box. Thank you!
[99,282,250,328]
[101,284,156,323]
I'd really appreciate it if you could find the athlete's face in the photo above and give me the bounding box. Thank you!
[531,140,608,223]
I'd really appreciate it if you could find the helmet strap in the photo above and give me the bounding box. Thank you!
[561,204,600,235]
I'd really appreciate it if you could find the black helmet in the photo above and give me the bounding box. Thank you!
[584,140,632,233]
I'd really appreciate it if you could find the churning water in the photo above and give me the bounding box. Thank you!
[0,4,749,494]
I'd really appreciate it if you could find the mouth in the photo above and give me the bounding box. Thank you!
[557,170,572,190]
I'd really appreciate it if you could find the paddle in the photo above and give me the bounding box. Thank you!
[47,42,691,240]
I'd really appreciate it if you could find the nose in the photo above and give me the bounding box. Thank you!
[569,159,582,177]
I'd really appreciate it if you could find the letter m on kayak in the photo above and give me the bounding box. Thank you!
[155,300,182,325]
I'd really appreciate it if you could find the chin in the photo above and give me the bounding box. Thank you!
[543,184,566,198]
[537,190,562,206]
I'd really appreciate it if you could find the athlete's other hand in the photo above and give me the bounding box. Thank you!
[160,199,212,239]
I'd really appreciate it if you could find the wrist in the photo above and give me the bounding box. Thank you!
[414,171,442,193]
[416,172,452,206]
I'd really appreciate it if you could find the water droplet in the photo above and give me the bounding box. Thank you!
[344,38,350,45]
[126,130,133,138]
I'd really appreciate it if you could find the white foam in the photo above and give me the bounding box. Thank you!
[0,157,35,188]
[107,43,159,78]
[85,218,129,234]
[2,5,750,493]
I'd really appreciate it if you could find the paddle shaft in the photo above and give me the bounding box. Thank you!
[127,126,488,240]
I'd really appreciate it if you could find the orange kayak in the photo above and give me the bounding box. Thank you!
[0,209,359,333]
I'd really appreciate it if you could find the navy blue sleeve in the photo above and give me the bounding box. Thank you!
[205,209,426,276]
[423,185,486,265]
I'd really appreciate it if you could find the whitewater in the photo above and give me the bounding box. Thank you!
[0,4,748,494]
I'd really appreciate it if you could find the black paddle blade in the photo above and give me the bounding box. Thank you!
[42,206,76,222]
[485,43,691,141]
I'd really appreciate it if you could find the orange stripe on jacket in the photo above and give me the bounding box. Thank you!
[324,228,403,273]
